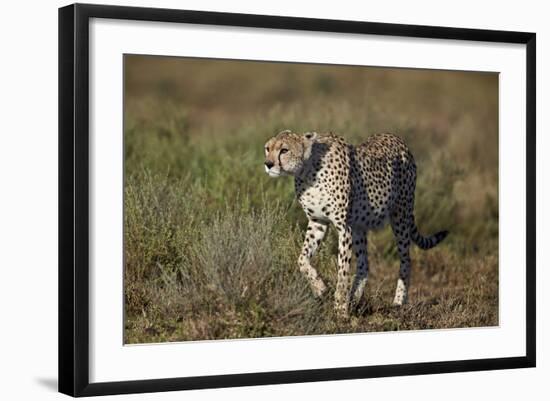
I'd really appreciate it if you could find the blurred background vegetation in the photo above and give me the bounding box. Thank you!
[124,55,498,344]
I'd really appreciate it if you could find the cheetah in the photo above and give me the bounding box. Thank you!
[264,130,448,316]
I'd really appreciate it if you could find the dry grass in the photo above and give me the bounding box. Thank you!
[123,55,498,344]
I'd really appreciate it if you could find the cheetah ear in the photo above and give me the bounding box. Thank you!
[302,132,318,160]
[304,131,318,141]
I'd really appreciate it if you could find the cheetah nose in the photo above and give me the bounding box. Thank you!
[265,161,274,169]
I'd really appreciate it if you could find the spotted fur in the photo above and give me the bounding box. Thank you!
[264,130,448,316]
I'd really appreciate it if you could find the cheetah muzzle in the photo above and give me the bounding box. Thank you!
[264,130,448,317]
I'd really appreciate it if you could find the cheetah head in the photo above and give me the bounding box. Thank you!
[264,130,318,177]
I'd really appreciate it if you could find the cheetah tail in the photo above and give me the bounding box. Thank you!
[410,220,448,250]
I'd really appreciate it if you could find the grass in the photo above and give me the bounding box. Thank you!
[123,56,499,344]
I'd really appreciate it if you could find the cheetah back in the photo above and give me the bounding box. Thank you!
[350,133,416,230]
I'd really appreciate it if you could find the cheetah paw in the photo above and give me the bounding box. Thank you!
[312,280,327,297]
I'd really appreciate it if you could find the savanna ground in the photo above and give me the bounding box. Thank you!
[124,55,498,344]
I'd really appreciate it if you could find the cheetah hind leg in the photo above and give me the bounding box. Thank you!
[350,229,369,306]
[391,215,412,306]
[334,225,353,317]
[298,220,329,297]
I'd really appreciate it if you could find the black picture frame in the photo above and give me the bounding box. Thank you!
[59,3,536,397]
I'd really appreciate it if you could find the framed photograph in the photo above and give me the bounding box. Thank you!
[58,3,536,397]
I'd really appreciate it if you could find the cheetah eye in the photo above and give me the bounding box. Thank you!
[265,146,269,152]
[280,148,289,154]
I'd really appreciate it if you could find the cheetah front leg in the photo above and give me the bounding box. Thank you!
[298,219,329,297]
[334,225,353,316]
